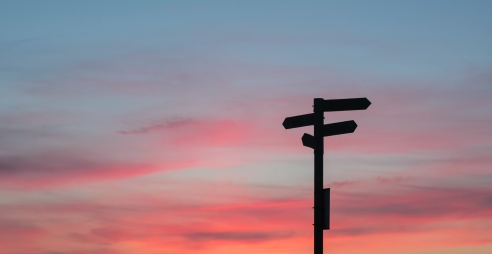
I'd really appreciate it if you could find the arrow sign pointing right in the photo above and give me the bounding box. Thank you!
[301,121,357,149]
[323,120,357,136]
[323,97,371,112]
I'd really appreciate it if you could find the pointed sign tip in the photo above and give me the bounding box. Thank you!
[301,133,315,149]
[282,119,288,129]
[282,113,315,129]
[364,97,371,109]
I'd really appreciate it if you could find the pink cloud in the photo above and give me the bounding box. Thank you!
[0,150,199,189]
[2,167,491,253]
[0,221,45,251]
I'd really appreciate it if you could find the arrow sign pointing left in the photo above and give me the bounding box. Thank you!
[302,133,315,149]
[282,113,314,129]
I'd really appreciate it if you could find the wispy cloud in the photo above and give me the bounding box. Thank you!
[2,162,491,253]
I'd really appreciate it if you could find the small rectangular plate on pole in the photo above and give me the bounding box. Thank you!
[323,97,371,112]
[323,120,357,137]
[323,188,330,230]
[282,113,314,129]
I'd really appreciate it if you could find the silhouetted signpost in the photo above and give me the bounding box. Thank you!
[283,97,371,254]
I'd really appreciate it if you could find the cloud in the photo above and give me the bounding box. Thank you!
[184,231,292,242]
[327,177,492,243]
[1,168,492,254]
[0,151,161,189]
[0,221,46,251]
[119,117,254,147]
[118,117,197,135]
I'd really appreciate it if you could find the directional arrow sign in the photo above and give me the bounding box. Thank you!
[282,113,314,129]
[301,121,357,149]
[323,120,357,136]
[302,133,315,149]
[323,97,371,112]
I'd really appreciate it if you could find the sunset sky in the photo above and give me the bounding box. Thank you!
[1,1,492,253]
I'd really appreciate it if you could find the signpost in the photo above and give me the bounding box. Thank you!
[283,97,371,254]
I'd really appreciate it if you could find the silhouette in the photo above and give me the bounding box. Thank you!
[282,97,371,254]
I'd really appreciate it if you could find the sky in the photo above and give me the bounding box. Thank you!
[1,1,492,253]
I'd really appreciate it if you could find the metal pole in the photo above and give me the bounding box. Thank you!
[313,98,324,254]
